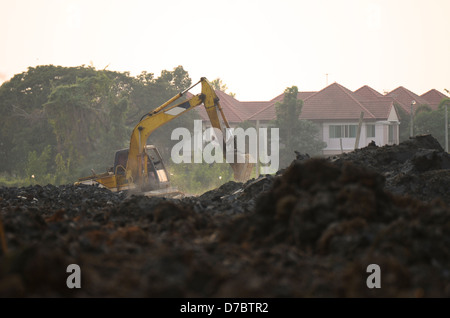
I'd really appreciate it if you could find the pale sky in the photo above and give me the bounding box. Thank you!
[0,0,449,100]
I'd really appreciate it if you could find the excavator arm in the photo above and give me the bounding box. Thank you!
[126,77,253,189]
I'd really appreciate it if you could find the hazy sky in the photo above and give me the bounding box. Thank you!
[1,0,449,100]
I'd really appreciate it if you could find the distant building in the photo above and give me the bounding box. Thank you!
[193,83,448,156]
[386,86,430,113]
[420,89,449,110]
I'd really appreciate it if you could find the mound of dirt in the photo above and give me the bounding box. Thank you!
[330,134,450,204]
[0,135,449,297]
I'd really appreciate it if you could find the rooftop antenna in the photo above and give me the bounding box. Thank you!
[325,73,329,86]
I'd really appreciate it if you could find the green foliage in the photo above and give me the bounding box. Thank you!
[394,103,413,142]
[25,145,54,185]
[273,86,326,168]
[167,154,234,195]
[0,64,197,185]
[295,120,327,154]
[415,104,432,115]
[414,108,445,147]
[54,153,72,185]
[210,78,236,98]
[438,97,450,112]
[0,175,30,187]
[236,120,256,130]
[155,65,192,92]
[394,102,431,142]
[0,65,100,172]
[132,66,199,160]
[44,71,131,179]
[414,97,450,149]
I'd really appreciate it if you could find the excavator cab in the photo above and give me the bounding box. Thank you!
[112,145,170,192]
[113,149,128,176]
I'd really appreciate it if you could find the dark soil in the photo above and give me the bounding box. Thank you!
[0,134,449,297]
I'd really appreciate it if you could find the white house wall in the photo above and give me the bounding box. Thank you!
[387,106,399,122]
[373,123,385,146]
[322,121,394,155]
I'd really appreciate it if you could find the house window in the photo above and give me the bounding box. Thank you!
[366,124,375,138]
[329,125,342,138]
[329,125,357,138]
[388,125,394,143]
[346,125,357,138]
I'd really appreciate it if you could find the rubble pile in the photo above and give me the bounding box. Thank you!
[330,135,450,204]
[0,135,449,297]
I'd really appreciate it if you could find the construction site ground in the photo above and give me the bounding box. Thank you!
[0,134,449,298]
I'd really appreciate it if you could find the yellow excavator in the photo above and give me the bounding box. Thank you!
[76,77,254,196]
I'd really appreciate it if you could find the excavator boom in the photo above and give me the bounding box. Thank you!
[77,77,253,193]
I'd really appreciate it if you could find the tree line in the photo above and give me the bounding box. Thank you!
[0,65,198,186]
[10,64,444,191]
[411,99,450,148]
[0,64,327,190]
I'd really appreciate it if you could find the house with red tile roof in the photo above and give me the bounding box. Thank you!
[296,83,399,155]
[236,83,398,155]
[192,83,448,157]
[354,85,384,100]
[420,89,449,109]
[385,86,430,113]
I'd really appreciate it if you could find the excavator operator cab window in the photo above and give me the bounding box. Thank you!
[146,155,158,190]
[114,149,129,176]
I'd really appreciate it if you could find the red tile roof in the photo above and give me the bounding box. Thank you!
[270,91,316,102]
[299,83,376,121]
[246,101,277,121]
[240,101,272,118]
[360,98,396,120]
[246,91,316,122]
[354,85,384,100]
[193,90,271,123]
[420,89,449,109]
[244,83,399,122]
[385,86,429,113]
[353,86,396,120]
[189,84,438,124]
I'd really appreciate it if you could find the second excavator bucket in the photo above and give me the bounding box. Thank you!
[230,153,255,183]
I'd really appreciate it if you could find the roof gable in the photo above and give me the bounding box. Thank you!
[299,83,376,120]
[360,97,396,120]
[387,104,399,122]
[354,85,383,100]
[248,91,316,121]
[247,100,277,121]
[386,86,429,113]
[191,84,444,124]
[271,91,316,102]
[420,89,449,109]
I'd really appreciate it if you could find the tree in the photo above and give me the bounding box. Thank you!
[273,86,326,168]
[0,65,99,174]
[414,98,450,149]
[414,108,444,146]
[155,65,192,92]
[129,66,199,161]
[211,78,236,98]
[415,104,432,116]
[394,103,411,142]
[0,64,209,185]
[44,71,130,178]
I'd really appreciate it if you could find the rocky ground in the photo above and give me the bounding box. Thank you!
[0,134,449,298]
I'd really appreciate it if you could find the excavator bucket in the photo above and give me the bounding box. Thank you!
[230,153,255,182]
